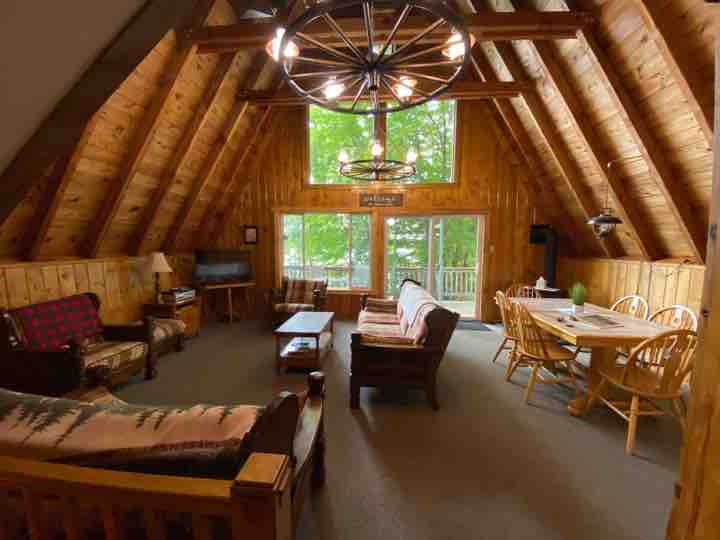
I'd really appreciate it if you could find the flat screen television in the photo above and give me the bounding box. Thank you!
[193,250,252,285]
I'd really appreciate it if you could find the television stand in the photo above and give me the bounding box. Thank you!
[199,281,255,324]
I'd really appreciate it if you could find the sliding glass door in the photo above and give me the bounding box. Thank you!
[385,215,482,318]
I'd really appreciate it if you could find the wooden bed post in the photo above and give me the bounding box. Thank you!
[231,453,293,540]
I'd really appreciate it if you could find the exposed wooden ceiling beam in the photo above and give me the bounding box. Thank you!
[201,107,275,245]
[23,118,99,261]
[85,2,216,257]
[164,53,268,252]
[240,80,530,105]
[0,0,210,231]
[525,34,661,260]
[487,40,619,258]
[629,0,712,148]
[191,11,592,53]
[560,0,707,263]
[471,52,587,256]
[132,53,237,256]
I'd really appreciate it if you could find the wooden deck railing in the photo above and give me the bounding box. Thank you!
[284,265,476,301]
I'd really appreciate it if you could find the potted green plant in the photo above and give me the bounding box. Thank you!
[569,282,587,314]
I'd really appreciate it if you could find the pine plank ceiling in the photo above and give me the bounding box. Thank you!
[0,0,716,263]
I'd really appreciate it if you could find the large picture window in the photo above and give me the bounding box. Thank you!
[281,213,371,289]
[308,100,457,185]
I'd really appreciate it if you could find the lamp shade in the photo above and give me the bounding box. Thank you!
[147,252,173,273]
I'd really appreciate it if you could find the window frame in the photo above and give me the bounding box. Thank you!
[277,209,374,292]
[304,101,460,188]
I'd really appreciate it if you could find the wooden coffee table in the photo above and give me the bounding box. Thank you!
[274,311,335,373]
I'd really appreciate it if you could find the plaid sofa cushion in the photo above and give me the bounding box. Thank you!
[10,294,102,352]
[283,278,327,304]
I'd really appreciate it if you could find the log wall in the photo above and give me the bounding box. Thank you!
[557,257,706,315]
[207,101,550,321]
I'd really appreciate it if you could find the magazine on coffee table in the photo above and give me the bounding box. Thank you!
[575,314,622,329]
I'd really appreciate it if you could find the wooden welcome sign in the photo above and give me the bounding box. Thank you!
[358,192,405,207]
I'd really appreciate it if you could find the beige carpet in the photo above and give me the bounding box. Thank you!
[116,321,681,540]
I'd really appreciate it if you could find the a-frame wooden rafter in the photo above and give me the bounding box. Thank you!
[486,39,619,258]
[0,0,210,231]
[203,107,274,244]
[164,53,268,252]
[560,0,707,263]
[23,116,100,261]
[132,52,238,255]
[499,0,658,260]
[470,51,587,256]
[86,2,216,257]
[630,0,712,148]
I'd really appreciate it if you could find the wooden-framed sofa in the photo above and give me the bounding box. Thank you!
[267,277,329,327]
[350,279,459,410]
[0,292,155,396]
[0,372,326,540]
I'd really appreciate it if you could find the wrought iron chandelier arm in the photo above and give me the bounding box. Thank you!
[293,32,364,66]
[290,68,358,79]
[350,78,369,110]
[384,73,431,97]
[382,77,404,105]
[322,13,367,64]
[294,55,354,67]
[383,18,447,64]
[362,1,375,60]
[392,70,450,84]
[376,3,412,60]
[303,72,361,96]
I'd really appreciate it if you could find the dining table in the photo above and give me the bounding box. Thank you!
[514,298,673,416]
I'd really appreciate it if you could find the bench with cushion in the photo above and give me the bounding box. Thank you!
[0,372,326,540]
[351,279,459,410]
[268,277,328,327]
[0,293,154,396]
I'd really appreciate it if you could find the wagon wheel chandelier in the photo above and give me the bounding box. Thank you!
[338,140,417,182]
[267,0,475,115]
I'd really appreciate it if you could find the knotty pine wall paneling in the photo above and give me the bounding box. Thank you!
[0,255,192,324]
[557,257,705,316]
[210,101,548,322]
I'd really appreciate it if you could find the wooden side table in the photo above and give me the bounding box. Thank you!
[143,299,201,338]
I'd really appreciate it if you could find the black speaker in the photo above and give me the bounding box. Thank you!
[528,225,558,287]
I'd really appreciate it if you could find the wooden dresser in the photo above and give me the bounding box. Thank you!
[143,298,201,338]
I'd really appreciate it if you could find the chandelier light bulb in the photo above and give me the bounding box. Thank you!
[441,30,476,60]
[338,149,350,163]
[266,28,299,62]
[393,76,417,100]
[323,77,346,100]
[406,149,418,163]
[371,141,384,158]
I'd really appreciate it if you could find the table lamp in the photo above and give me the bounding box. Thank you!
[147,252,173,303]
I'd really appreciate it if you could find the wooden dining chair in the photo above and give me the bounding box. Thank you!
[610,295,649,320]
[492,291,519,365]
[510,302,579,404]
[586,329,697,455]
[505,283,540,299]
[649,305,698,332]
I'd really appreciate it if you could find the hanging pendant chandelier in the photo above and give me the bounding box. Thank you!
[266,0,474,115]
[588,165,623,238]
[338,141,417,182]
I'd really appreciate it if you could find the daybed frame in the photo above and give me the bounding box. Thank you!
[0,373,326,540]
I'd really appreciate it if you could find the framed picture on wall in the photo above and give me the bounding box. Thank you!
[244,225,258,245]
